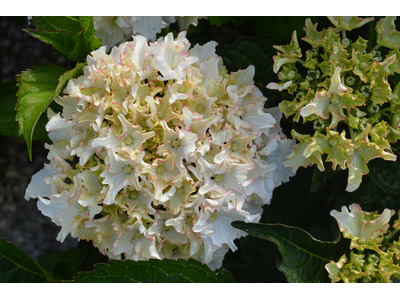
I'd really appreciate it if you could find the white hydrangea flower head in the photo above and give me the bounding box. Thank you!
[25,32,294,270]
[94,16,203,48]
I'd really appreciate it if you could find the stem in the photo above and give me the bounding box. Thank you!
[367,21,375,53]
[297,58,306,64]
[390,228,399,240]
[342,30,347,39]
[381,112,392,119]
[349,128,358,140]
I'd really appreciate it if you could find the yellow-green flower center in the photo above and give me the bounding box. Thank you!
[130,191,139,199]
[196,104,205,113]
[231,142,238,151]
[172,139,180,148]
[209,211,219,222]
[179,86,186,93]
[124,165,134,174]
[105,107,113,115]
[215,174,224,183]
[176,187,184,195]
[157,111,164,119]
[157,165,166,175]
[124,137,133,145]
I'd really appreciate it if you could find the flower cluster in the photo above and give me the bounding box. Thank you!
[325,204,400,283]
[25,32,294,269]
[94,16,202,48]
[267,16,400,192]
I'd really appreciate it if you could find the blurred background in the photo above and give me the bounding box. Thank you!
[0,16,77,261]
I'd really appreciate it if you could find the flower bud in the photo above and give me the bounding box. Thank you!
[345,75,356,86]
[341,38,351,48]
[306,69,321,81]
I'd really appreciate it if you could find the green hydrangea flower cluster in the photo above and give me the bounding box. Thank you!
[267,16,400,192]
[326,204,400,283]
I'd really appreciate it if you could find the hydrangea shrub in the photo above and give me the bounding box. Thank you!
[24,31,294,270]
[267,16,400,192]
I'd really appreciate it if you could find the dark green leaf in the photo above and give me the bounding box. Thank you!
[0,237,53,283]
[208,16,250,28]
[222,235,287,282]
[71,258,235,283]
[16,62,84,160]
[39,247,80,274]
[231,222,339,283]
[26,16,102,62]
[368,157,400,193]
[0,79,19,137]
[53,262,79,281]
[186,18,242,54]
[334,175,400,214]
[248,17,310,41]
[218,35,282,108]
[78,240,108,272]
[310,162,337,193]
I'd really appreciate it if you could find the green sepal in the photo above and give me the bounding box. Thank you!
[302,19,340,54]
[330,203,394,253]
[329,92,364,128]
[327,16,374,31]
[368,54,396,90]
[351,49,373,83]
[370,121,391,149]
[371,83,391,106]
[347,125,397,192]
[378,251,400,282]
[349,36,369,53]
[386,48,400,75]
[303,50,319,69]
[325,252,368,283]
[272,30,302,73]
[376,16,400,49]
[329,42,353,71]
[282,130,316,172]
[324,128,354,170]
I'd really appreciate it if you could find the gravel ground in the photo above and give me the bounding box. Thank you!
[0,16,77,261]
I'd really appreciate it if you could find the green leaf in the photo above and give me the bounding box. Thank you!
[248,16,311,41]
[39,247,80,281]
[78,240,108,272]
[70,258,235,283]
[368,158,400,193]
[218,35,282,108]
[310,161,337,193]
[222,235,287,282]
[16,62,84,160]
[334,175,400,214]
[0,237,53,283]
[0,79,19,137]
[26,16,103,62]
[231,222,339,283]
[208,16,250,28]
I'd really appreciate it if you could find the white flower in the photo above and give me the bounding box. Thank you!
[94,16,204,49]
[25,31,295,270]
